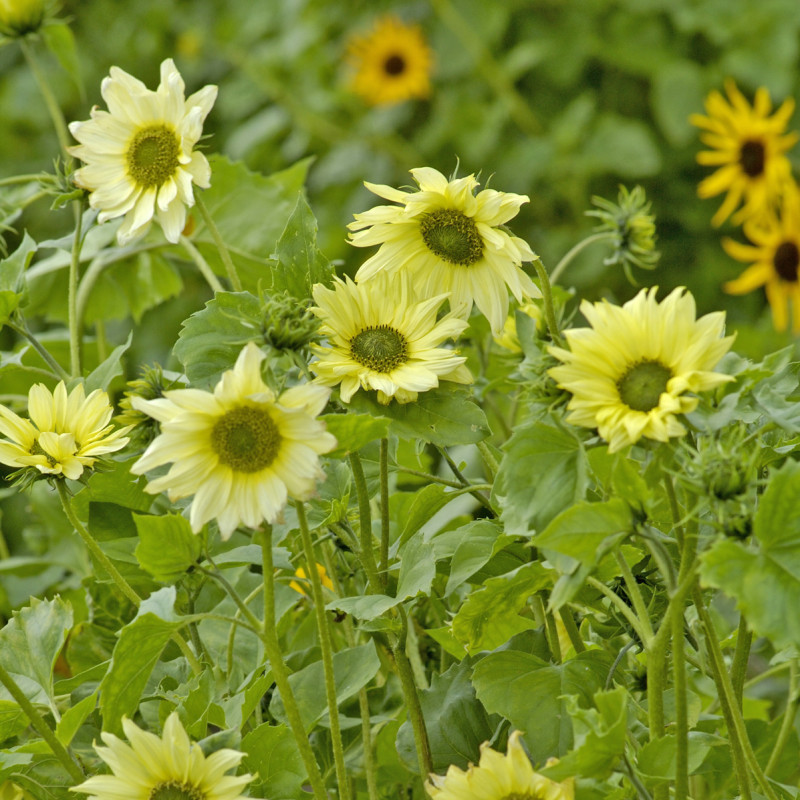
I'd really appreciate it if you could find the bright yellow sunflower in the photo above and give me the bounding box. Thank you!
[289,562,334,596]
[0,382,131,481]
[548,287,735,453]
[310,272,471,405]
[349,167,539,335]
[690,78,797,227]
[346,15,433,106]
[425,731,574,800]
[68,58,217,245]
[71,712,253,800]
[723,180,800,333]
[131,342,336,539]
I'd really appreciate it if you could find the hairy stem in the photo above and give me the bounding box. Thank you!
[532,258,563,346]
[379,438,390,589]
[550,231,616,284]
[194,191,242,291]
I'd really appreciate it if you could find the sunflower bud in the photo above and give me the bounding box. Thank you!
[0,0,46,37]
[262,292,320,351]
[117,365,184,444]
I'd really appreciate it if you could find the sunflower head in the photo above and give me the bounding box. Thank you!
[68,58,218,245]
[289,562,334,596]
[691,78,798,226]
[71,712,253,800]
[425,731,574,800]
[548,287,735,452]
[117,364,184,444]
[262,292,321,352]
[0,0,47,37]
[346,15,433,106]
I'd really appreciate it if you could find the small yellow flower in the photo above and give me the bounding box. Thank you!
[0,382,130,481]
[289,563,334,596]
[0,0,46,37]
[346,15,433,106]
[310,272,471,405]
[71,712,253,800]
[723,180,800,333]
[691,79,798,226]
[549,287,735,453]
[425,731,574,800]
[494,301,542,354]
[68,58,217,245]
[131,342,336,539]
[349,167,539,334]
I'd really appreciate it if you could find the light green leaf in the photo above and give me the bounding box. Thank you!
[55,690,98,746]
[446,520,506,593]
[0,701,27,745]
[84,332,132,392]
[133,513,202,582]
[0,232,36,326]
[637,732,723,781]
[396,533,436,600]
[581,114,662,177]
[650,61,705,146]
[42,22,84,94]
[242,724,306,800]
[319,412,390,458]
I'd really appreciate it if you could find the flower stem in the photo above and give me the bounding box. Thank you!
[348,451,382,593]
[549,231,616,284]
[558,606,586,654]
[66,204,85,377]
[476,439,499,480]
[295,502,351,800]
[731,615,753,706]
[765,659,798,776]
[379,438,390,589]
[358,686,378,800]
[532,258,563,346]
[180,235,224,293]
[671,589,688,800]
[0,661,84,783]
[6,318,69,381]
[586,575,651,648]
[258,526,328,800]
[615,549,656,644]
[194,191,243,291]
[436,445,494,514]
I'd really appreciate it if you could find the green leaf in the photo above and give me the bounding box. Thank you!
[242,724,306,800]
[269,642,380,731]
[55,690,98,746]
[535,499,632,568]
[396,533,436,600]
[445,520,507,593]
[319,413,390,458]
[42,22,84,94]
[650,61,705,146]
[700,461,800,649]
[0,596,73,709]
[397,484,450,546]
[0,701,28,745]
[0,232,36,326]
[133,513,202,582]
[451,562,552,653]
[266,193,333,299]
[174,291,263,387]
[637,732,723,782]
[581,113,662,178]
[99,587,183,735]
[396,659,498,773]
[472,649,613,763]
[348,385,489,447]
[494,421,587,535]
[84,332,132,392]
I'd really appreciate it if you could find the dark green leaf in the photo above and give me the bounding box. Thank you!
[84,332,132,392]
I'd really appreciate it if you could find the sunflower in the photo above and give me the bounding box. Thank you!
[309,272,471,405]
[289,562,334,596]
[0,382,131,481]
[0,0,45,37]
[349,167,539,334]
[71,712,253,800]
[723,180,800,332]
[346,15,432,106]
[690,78,797,227]
[68,58,217,245]
[131,342,336,538]
[425,731,574,800]
[548,287,735,453]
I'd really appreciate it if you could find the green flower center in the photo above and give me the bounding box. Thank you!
[350,325,408,372]
[617,360,672,412]
[419,209,484,266]
[773,240,800,282]
[739,139,765,178]
[149,782,204,800]
[384,54,406,76]
[211,406,282,473]
[126,124,181,188]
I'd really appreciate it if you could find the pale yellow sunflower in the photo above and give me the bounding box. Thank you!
[346,15,432,106]
[310,272,471,405]
[549,287,735,453]
[349,167,539,334]
[131,342,336,539]
[68,58,217,245]
[723,180,800,333]
[425,731,574,800]
[71,712,253,800]
[0,382,131,480]
[0,783,24,800]
[691,78,797,226]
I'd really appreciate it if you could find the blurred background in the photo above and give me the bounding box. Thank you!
[2,0,800,359]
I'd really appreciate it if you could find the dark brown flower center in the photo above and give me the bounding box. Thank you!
[739,140,765,178]
[617,360,673,412]
[384,54,406,76]
[773,240,800,282]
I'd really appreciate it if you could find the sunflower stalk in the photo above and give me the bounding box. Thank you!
[532,258,563,345]
[180,234,225,293]
[549,231,616,284]
[194,191,243,292]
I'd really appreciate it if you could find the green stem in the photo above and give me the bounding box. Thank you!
[0,661,84,783]
[614,549,655,643]
[180,235,224,293]
[765,659,798,776]
[558,606,586,654]
[348,452,382,593]
[436,445,495,514]
[731,615,753,707]
[476,439,499,480]
[392,465,464,489]
[532,258,563,345]
[534,594,561,663]
[194,191,242,291]
[296,502,351,800]
[56,481,202,675]
[586,575,651,647]
[68,206,84,377]
[6,319,69,381]
[258,526,328,800]
[379,438,390,589]
[200,565,263,635]
[549,231,616,284]
[0,173,55,187]
[672,591,688,800]
[358,686,378,800]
